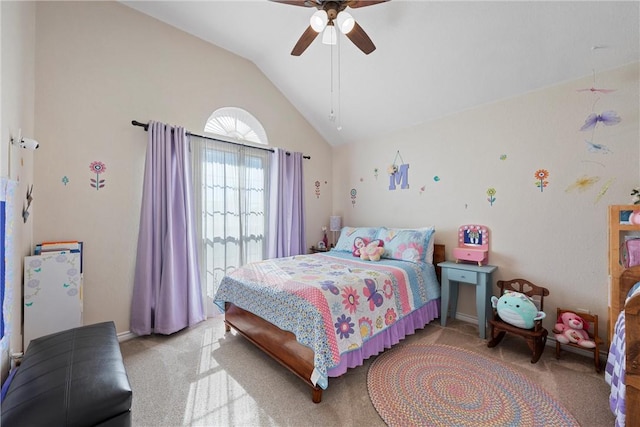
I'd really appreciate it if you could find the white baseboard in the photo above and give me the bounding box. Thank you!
[117,331,137,342]
[453,312,478,324]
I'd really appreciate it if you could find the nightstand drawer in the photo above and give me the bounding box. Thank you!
[446,268,478,284]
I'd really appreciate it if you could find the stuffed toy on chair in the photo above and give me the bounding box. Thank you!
[491,290,546,329]
[360,239,385,261]
[553,311,596,348]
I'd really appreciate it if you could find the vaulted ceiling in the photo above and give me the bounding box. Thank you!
[121,1,640,146]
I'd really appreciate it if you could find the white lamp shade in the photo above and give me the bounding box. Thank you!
[321,25,337,45]
[336,12,355,34]
[329,216,342,232]
[310,10,328,32]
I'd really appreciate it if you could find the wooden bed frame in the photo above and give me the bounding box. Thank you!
[223,243,446,403]
[619,266,640,426]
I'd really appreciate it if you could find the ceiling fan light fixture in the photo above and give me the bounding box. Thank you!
[336,12,355,34]
[322,24,337,45]
[310,10,328,32]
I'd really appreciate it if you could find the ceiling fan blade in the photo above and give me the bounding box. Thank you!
[270,0,318,7]
[345,0,389,8]
[291,25,320,56]
[344,21,376,54]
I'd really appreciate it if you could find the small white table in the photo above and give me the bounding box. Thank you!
[438,261,498,339]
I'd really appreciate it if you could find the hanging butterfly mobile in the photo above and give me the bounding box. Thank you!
[576,87,616,94]
[584,140,612,154]
[579,110,621,131]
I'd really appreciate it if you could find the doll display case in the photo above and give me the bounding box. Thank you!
[452,224,489,266]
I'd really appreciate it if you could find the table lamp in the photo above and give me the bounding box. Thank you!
[329,216,342,247]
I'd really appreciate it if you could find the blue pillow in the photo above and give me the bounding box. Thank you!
[333,227,380,252]
[377,227,435,263]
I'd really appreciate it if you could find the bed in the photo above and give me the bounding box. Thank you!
[214,226,443,403]
[605,265,640,426]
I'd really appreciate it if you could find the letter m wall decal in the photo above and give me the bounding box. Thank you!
[388,164,410,190]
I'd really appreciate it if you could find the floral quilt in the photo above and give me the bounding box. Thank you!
[214,251,440,390]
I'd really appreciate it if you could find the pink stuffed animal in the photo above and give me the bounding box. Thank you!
[360,239,385,261]
[553,311,595,349]
[352,237,368,257]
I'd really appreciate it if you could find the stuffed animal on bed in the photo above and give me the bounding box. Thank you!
[553,311,596,348]
[491,290,546,329]
[353,237,368,257]
[360,239,385,261]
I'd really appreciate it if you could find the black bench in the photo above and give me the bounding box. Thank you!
[1,321,132,426]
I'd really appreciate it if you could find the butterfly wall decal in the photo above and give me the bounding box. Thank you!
[580,110,621,131]
[363,278,383,310]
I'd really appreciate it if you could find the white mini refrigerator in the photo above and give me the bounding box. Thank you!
[23,251,83,350]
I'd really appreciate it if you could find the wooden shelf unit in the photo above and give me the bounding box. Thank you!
[608,205,640,341]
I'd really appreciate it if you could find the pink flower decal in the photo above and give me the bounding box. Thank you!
[89,161,106,190]
[89,161,106,174]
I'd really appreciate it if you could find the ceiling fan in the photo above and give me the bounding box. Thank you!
[271,0,389,56]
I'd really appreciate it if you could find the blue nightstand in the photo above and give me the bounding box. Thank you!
[438,261,498,339]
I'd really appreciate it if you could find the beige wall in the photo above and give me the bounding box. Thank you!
[32,1,333,335]
[333,62,640,340]
[1,0,36,378]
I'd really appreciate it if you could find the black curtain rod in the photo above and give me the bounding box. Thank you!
[131,120,310,159]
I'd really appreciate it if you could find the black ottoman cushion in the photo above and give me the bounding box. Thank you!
[1,321,132,427]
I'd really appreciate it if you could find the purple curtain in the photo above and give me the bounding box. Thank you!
[267,148,306,258]
[130,121,205,335]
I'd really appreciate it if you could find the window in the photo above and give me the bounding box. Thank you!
[193,109,270,309]
[204,107,268,145]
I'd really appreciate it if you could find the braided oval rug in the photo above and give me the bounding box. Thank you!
[367,344,579,427]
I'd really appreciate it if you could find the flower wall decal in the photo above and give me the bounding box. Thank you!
[486,188,496,206]
[534,169,549,192]
[89,161,106,190]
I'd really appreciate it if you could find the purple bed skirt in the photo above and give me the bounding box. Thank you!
[327,298,440,377]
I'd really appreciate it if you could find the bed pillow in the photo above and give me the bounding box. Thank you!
[377,227,435,263]
[425,228,436,264]
[333,227,380,252]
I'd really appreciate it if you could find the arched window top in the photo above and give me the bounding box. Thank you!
[204,107,268,145]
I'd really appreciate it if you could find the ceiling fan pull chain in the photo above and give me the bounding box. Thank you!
[336,32,342,131]
[329,38,335,122]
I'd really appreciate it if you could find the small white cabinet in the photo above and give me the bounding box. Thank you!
[23,251,83,349]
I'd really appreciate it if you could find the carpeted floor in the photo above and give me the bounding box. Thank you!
[120,315,615,426]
